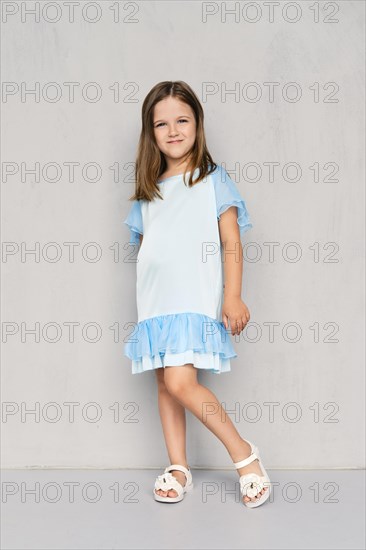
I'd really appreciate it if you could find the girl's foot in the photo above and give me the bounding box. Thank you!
[154,469,188,498]
[235,439,269,504]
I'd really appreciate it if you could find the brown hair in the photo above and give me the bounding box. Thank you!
[129,80,217,202]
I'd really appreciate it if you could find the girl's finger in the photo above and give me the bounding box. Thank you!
[232,318,241,335]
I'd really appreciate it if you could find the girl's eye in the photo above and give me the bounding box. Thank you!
[155,119,188,128]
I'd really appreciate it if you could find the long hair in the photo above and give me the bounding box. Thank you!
[129,80,217,201]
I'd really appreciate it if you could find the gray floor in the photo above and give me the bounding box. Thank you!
[1,468,365,549]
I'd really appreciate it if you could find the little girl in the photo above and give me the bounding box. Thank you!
[123,81,271,508]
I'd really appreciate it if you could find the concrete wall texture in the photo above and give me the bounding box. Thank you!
[2,0,365,469]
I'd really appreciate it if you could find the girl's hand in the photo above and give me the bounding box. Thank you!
[222,297,250,336]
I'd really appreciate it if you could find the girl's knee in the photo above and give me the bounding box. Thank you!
[163,366,197,397]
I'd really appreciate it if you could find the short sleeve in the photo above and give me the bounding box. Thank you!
[123,200,143,245]
[212,166,253,235]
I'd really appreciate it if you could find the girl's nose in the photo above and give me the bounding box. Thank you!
[168,126,179,135]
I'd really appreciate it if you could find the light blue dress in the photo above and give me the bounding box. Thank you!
[123,164,253,375]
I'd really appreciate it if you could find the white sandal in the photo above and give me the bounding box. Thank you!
[234,439,271,508]
[153,464,193,503]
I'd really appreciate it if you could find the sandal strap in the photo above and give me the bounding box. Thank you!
[233,440,260,470]
[233,452,258,470]
[164,464,192,485]
[154,472,184,496]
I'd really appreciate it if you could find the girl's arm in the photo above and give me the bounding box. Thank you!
[218,206,250,335]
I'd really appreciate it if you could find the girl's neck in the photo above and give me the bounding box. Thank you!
[161,159,192,179]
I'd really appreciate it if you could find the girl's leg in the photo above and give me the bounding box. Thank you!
[154,367,190,498]
[163,364,268,504]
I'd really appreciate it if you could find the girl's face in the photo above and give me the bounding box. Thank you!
[153,96,196,164]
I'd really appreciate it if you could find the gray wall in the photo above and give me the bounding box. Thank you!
[2,1,364,469]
